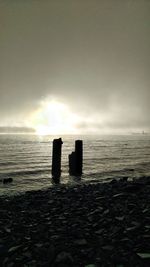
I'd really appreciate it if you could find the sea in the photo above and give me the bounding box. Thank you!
[0,134,150,196]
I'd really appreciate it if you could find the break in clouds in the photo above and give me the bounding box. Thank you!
[0,0,150,133]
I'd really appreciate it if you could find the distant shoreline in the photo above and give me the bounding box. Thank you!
[0,132,150,136]
[0,126,36,134]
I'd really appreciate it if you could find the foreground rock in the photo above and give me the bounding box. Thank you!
[0,177,150,266]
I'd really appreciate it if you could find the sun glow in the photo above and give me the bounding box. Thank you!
[29,100,80,135]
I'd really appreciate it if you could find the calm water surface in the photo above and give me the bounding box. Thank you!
[0,134,150,196]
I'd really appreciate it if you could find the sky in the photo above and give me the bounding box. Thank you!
[0,0,150,134]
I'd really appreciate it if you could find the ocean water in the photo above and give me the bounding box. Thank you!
[0,134,150,196]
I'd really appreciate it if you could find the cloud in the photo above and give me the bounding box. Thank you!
[0,0,150,133]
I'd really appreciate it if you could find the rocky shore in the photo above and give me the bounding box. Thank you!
[0,177,150,267]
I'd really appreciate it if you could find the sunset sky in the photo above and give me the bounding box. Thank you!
[0,0,150,134]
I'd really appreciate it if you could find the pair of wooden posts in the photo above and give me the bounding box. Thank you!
[52,138,83,180]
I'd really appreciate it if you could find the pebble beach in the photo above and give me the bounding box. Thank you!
[0,177,150,267]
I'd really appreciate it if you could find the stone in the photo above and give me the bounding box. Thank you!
[8,245,22,253]
[55,251,73,265]
[95,229,104,235]
[3,178,13,184]
[137,253,150,259]
[74,239,87,245]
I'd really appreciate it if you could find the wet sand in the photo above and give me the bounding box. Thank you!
[0,177,150,267]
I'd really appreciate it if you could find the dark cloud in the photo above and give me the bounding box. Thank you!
[0,0,150,132]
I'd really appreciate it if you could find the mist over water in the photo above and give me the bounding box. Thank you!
[0,134,150,196]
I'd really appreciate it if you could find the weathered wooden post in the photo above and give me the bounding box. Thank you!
[52,138,63,181]
[69,140,83,176]
[75,140,83,176]
[69,152,76,175]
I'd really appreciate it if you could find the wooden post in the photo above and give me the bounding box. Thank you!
[69,152,76,175]
[52,138,63,181]
[69,140,83,176]
[75,140,83,176]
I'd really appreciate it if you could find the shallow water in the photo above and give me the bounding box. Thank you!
[0,134,150,196]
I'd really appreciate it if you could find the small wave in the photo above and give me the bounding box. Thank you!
[0,161,18,166]
[0,168,51,179]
